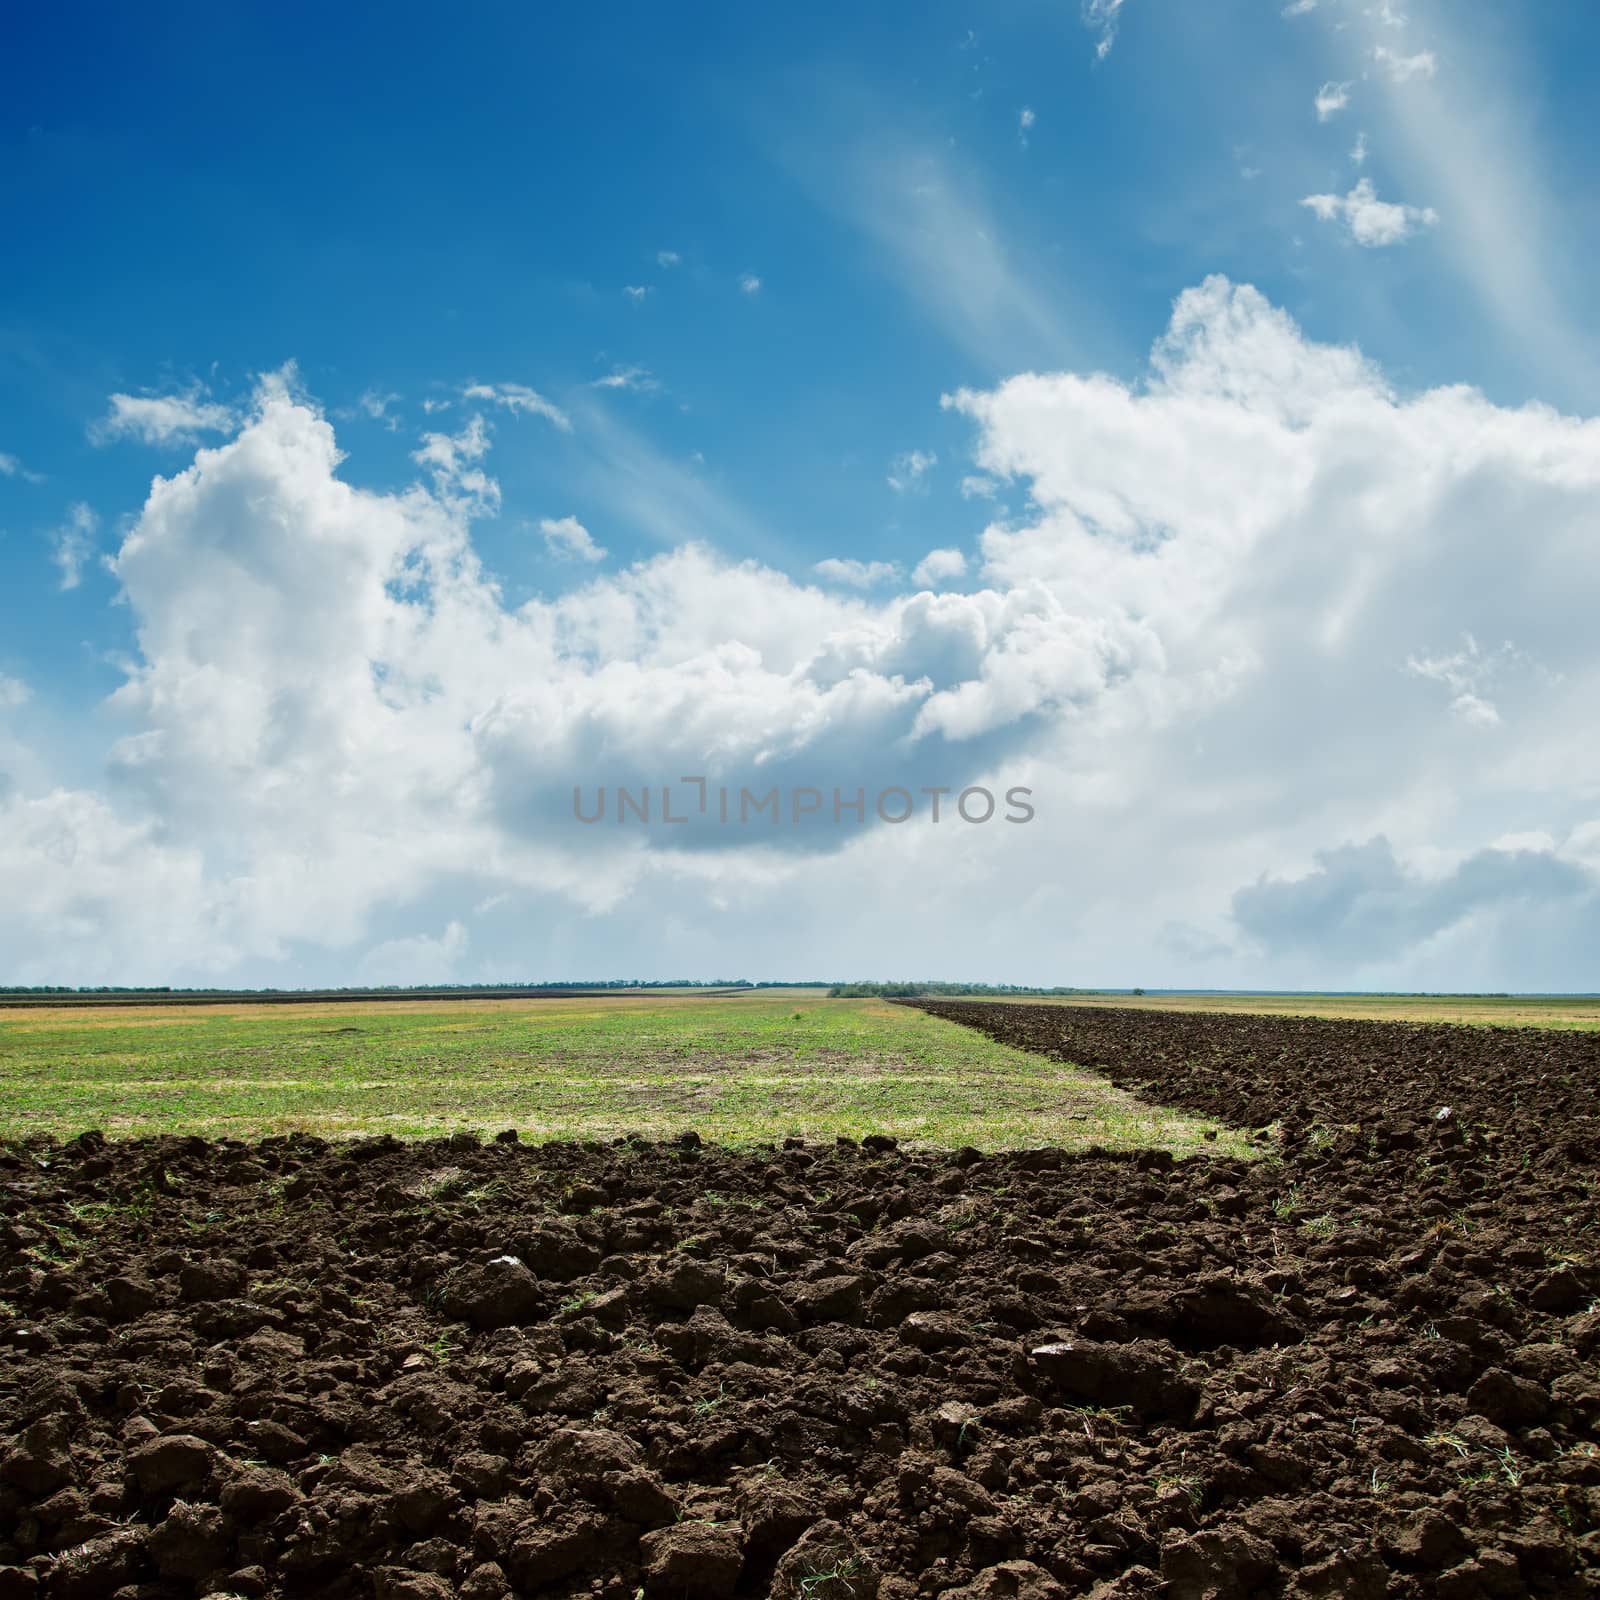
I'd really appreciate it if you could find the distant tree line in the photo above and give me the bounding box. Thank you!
[0,979,831,996]
[1,978,1100,1000]
[827,981,1090,998]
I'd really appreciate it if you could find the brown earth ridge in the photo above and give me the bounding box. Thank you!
[0,1001,1596,1599]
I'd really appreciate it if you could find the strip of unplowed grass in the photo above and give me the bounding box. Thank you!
[0,989,1249,1154]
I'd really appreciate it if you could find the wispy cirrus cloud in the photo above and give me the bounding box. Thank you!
[1358,7,1591,401]
[1082,0,1127,60]
[590,365,659,393]
[50,502,98,590]
[358,388,402,429]
[460,382,571,430]
[788,130,1076,373]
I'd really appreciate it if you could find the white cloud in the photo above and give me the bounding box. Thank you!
[1405,636,1550,727]
[6,283,1600,988]
[460,382,570,430]
[1082,0,1127,59]
[591,366,658,393]
[1282,0,1317,15]
[739,273,762,295]
[50,502,98,590]
[360,921,467,985]
[539,515,607,563]
[887,449,937,493]
[1314,81,1352,121]
[1018,107,1035,145]
[656,250,681,268]
[623,285,650,302]
[1373,45,1437,83]
[1302,177,1438,245]
[91,385,238,447]
[812,558,901,588]
[412,415,499,512]
[1350,131,1369,165]
[0,675,29,709]
[359,388,402,429]
[0,451,44,483]
[960,475,1000,500]
[911,548,968,588]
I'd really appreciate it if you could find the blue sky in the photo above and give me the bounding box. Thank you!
[2,1,1599,987]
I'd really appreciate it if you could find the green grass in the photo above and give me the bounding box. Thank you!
[0,989,1247,1155]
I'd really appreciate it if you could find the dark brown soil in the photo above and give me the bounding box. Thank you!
[1,1004,1597,1600]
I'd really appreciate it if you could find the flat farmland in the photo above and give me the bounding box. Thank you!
[0,990,1244,1154]
[970,991,1600,1030]
[2,999,1597,1597]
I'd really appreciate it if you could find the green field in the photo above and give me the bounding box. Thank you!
[0,989,1249,1154]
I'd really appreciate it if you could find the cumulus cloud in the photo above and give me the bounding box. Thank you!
[887,450,937,493]
[50,502,98,590]
[1315,81,1352,121]
[460,382,570,430]
[738,273,762,295]
[1351,131,1370,166]
[6,279,1600,986]
[91,385,237,447]
[539,515,607,563]
[1302,178,1438,245]
[911,549,968,588]
[623,285,649,302]
[656,250,681,268]
[1282,0,1317,15]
